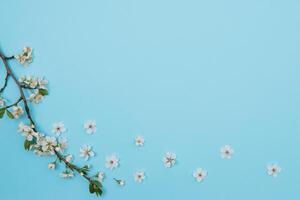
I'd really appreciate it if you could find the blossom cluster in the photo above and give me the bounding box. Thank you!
[19,75,49,104]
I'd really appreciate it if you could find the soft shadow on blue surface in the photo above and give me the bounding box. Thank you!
[0,0,300,199]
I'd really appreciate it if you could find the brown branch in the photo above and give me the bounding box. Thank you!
[0,71,10,94]
[2,97,22,109]
[0,53,36,127]
[54,149,92,182]
[0,51,94,185]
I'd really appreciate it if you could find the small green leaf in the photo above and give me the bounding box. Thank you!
[89,180,102,196]
[38,89,49,96]
[6,110,14,119]
[24,140,31,150]
[0,108,5,119]
[89,183,95,193]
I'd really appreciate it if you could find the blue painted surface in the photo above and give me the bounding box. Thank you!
[0,0,300,199]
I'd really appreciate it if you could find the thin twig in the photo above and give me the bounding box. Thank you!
[0,72,10,94]
[2,97,22,109]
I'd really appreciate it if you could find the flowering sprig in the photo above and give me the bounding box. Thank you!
[0,47,103,197]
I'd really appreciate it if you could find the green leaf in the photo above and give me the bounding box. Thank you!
[89,181,103,196]
[6,110,14,119]
[89,183,95,193]
[0,108,5,119]
[24,140,31,150]
[38,89,49,96]
[89,180,102,196]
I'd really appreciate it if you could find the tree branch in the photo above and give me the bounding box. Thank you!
[0,71,10,94]
[0,51,94,185]
[2,97,22,109]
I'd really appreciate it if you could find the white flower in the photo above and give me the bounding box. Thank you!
[29,91,44,104]
[114,179,125,186]
[18,122,38,141]
[12,106,23,118]
[135,135,145,147]
[134,171,146,183]
[66,154,73,162]
[221,145,234,159]
[193,168,207,182]
[60,170,74,178]
[37,77,48,89]
[84,120,97,134]
[79,145,95,161]
[105,155,119,170]
[55,138,68,152]
[267,164,281,178]
[15,46,33,66]
[97,172,105,182]
[0,98,6,107]
[48,162,56,170]
[41,136,57,153]
[52,122,67,136]
[163,152,176,168]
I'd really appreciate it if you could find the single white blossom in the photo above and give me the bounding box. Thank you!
[60,170,74,178]
[12,106,24,119]
[105,155,119,170]
[267,164,281,178]
[221,145,234,159]
[0,98,6,107]
[135,135,145,147]
[18,122,38,141]
[66,154,73,162]
[52,122,67,136]
[15,46,33,66]
[84,120,97,134]
[79,145,95,161]
[193,168,207,182]
[41,136,57,154]
[163,152,176,168]
[48,162,56,170]
[55,138,68,152]
[29,91,44,104]
[97,172,105,182]
[134,171,146,183]
[114,179,125,186]
[37,77,48,89]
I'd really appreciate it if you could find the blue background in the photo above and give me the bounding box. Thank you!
[0,0,300,199]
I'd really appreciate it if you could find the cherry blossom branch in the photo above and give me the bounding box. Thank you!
[0,48,102,196]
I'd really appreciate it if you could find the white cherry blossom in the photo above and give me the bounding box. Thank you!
[66,154,73,162]
[221,145,234,159]
[0,97,6,107]
[135,135,145,147]
[267,164,281,178]
[97,172,105,183]
[79,145,95,161]
[12,106,23,119]
[163,152,176,168]
[48,162,56,170]
[55,138,68,152]
[29,91,44,104]
[134,171,146,183]
[15,46,33,66]
[52,122,66,136]
[41,136,57,154]
[105,155,119,170]
[84,120,97,134]
[193,168,207,182]
[114,179,125,186]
